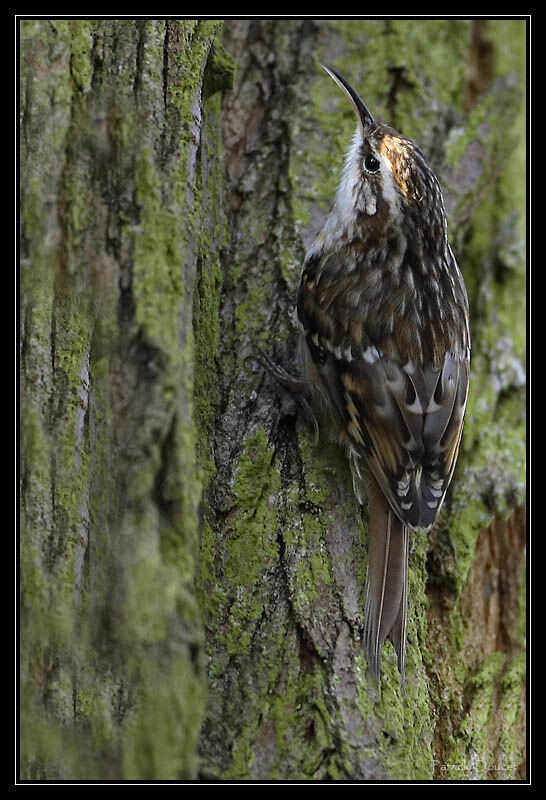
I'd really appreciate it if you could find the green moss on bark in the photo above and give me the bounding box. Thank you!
[20,18,227,780]
[212,18,526,781]
[21,17,526,783]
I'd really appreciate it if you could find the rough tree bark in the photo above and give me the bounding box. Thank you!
[19,19,526,781]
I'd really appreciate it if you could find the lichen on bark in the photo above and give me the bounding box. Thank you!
[197,18,526,781]
[20,18,230,780]
[20,17,526,782]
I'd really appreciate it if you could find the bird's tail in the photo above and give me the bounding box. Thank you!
[363,479,409,685]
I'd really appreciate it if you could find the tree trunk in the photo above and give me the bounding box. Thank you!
[19,18,526,781]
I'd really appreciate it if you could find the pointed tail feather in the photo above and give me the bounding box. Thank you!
[363,480,409,684]
[389,526,409,688]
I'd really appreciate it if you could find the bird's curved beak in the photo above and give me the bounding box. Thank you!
[320,63,374,129]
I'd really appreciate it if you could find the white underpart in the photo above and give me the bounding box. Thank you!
[332,126,366,222]
[307,124,402,260]
[309,126,365,254]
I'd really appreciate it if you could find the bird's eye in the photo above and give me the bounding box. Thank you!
[364,154,380,173]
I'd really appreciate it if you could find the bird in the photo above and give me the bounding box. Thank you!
[293,64,471,685]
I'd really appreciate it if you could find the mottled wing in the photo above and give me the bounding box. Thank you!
[341,350,469,530]
[298,252,469,531]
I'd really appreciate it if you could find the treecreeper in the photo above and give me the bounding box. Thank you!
[260,64,470,685]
